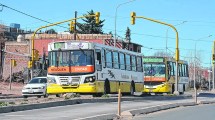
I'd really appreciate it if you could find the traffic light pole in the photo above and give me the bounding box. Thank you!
[30,13,100,79]
[131,12,180,95]
[74,11,77,40]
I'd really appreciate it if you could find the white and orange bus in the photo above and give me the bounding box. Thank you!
[47,40,144,96]
[143,56,189,94]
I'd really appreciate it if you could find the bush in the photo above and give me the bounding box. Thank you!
[0,102,8,107]
[101,94,110,98]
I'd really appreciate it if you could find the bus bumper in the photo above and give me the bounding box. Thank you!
[47,83,97,94]
[143,85,170,93]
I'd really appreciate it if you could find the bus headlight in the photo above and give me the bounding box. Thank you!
[47,77,56,84]
[84,76,96,83]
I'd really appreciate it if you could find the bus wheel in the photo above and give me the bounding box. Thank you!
[44,93,49,98]
[104,80,110,95]
[56,94,63,97]
[171,84,175,94]
[93,93,102,97]
[130,82,135,96]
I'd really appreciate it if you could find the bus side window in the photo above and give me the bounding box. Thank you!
[167,62,171,80]
[102,49,106,68]
[96,49,102,71]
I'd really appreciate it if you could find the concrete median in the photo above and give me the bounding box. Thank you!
[0,95,192,114]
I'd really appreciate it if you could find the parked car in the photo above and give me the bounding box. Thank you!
[22,77,48,98]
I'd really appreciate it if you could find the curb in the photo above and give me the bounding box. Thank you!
[0,96,23,99]
[121,102,196,116]
[0,95,192,114]
[74,114,117,120]
[75,102,198,120]
[199,100,215,104]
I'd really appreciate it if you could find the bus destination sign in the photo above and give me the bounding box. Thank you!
[143,58,164,63]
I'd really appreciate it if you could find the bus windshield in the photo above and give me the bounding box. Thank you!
[144,64,165,77]
[48,50,94,67]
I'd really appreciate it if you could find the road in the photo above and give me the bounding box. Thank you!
[133,104,215,120]
[0,92,214,120]
[0,99,192,120]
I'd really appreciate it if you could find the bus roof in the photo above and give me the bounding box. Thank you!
[48,40,143,56]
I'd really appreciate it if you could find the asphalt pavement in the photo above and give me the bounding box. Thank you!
[0,90,215,120]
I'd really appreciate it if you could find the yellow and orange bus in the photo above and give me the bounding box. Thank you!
[143,56,189,95]
[46,40,144,96]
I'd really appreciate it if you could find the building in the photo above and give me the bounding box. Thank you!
[2,33,142,80]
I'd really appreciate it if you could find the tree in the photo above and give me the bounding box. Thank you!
[69,10,105,34]
[153,51,173,58]
[108,31,113,37]
[185,50,203,83]
[125,27,131,43]
[45,29,57,34]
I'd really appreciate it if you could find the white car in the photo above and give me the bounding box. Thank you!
[22,77,48,98]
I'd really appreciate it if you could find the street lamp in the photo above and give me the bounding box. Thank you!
[194,35,212,103]
[131,12,180,95]
[114,0,135,47]
[166,21,187,56]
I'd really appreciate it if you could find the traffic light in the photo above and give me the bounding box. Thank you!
[131,12,136,25]
[11,59,17,67]
[28,61,32,68]
[34,50,39,61]
[95,12,100,24]
[213,54,215,60]
[70,20,75,32]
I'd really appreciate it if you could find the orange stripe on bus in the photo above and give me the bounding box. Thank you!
[144,77,166,82]
[71,66,94,73]
[47,66,94,73]
[48,66,70,73]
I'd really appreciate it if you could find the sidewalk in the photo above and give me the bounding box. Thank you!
[0,82,23,98]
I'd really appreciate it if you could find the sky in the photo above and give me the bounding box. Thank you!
[1,0,215,68]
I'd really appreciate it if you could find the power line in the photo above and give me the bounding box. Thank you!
[103,27,214,43]
[0,3,68,29]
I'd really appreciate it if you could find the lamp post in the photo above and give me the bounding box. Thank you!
[208,70,212,91]
[166,21,187,56]
[131,12,180,95]
[114,0,135,47]
[194,35,212,103]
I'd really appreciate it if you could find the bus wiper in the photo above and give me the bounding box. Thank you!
[79,48,87,55]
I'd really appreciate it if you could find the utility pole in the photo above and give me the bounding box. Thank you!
[209,70,211,91]
[212,41,215,92]
[9,59,12,90]
[74,11,77,40]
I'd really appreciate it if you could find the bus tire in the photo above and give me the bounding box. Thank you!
[44,93,49,98]
[130,81,135,96]
[104,80,110,95]
[56,94,62,97]
[171,84,175,94]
